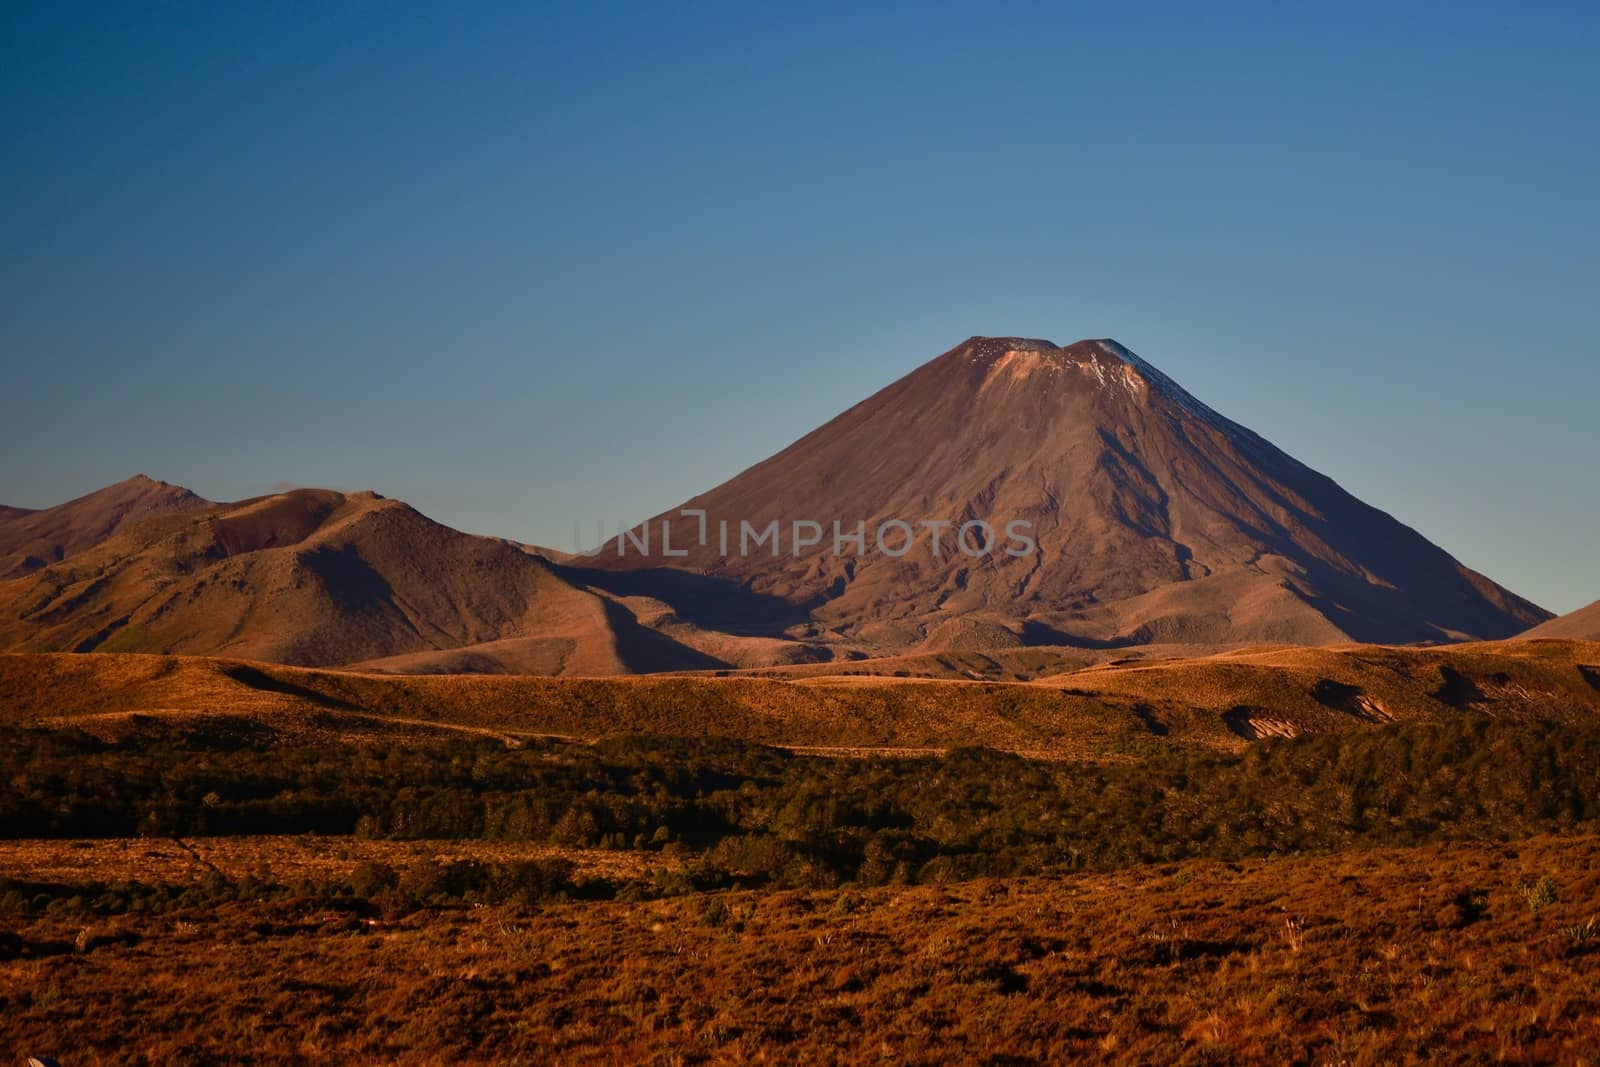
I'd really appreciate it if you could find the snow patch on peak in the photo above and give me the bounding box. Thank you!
[957,335,1266,450]
[1091,340,1250,440]
[962,337,1059,363]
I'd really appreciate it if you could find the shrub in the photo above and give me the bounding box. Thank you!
[347,861,399,897]
[1517,875,1560,914]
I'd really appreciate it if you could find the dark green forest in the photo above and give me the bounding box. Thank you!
[3,713,1598,911]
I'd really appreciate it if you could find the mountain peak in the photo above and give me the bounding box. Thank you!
[115,473,188,494]
[959,335,1154,368]
[0,474,213,579]
[960,336,1058,357]
[975,336,1247,440]
[957,335,1203,416]
[958,335,1147,356]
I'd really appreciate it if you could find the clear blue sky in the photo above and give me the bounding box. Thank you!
[3,3,1596,612]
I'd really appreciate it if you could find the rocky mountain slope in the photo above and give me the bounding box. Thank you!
[597,337,1548,650]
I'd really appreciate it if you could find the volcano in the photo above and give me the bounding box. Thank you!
[594,336,1548,649]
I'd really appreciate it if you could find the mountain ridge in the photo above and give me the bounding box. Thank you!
[0,474,211,579]
[0,335,1554,672]
[0,486,728,674]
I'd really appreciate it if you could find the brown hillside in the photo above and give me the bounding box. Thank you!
[3,640,1594,756]
[0,489,721,674]
[1041,638,1600,740]
[1522,598,1600,641]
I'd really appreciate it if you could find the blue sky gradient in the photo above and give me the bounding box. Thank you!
[3,3,1596,611]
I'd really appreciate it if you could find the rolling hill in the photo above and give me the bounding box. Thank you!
[3,638,1595,756]
[0,487,725,674]
[1522,598,1600,641]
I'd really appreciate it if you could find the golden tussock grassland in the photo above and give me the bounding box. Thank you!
[3,835,1599,1063]
[3,644,1600,1062]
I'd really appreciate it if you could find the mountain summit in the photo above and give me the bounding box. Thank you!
[0,474,210,579]
[599,336,1548,649]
